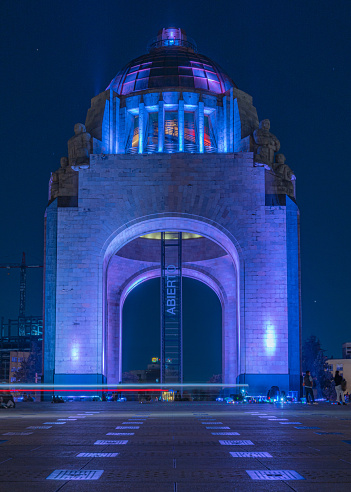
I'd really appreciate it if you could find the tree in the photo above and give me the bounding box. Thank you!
[302,335,332,398]
[16,341,42,383]
[207,374,222,384]
[205,374,222,400]
[121,371,139,383]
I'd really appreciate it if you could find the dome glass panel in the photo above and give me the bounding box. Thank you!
[107,29,236,96]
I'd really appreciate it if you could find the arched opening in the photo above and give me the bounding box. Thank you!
[182,278,222,382]
[122,277,222,383]
[103,215,241,385]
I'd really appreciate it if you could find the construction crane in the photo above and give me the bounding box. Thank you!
[0,253,43,332]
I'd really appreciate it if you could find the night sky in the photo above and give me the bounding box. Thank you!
[123,278,222,381]
[1,1,350,362]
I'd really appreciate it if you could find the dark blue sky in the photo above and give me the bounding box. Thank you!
[0,0,350,359]
[123,278,222,380]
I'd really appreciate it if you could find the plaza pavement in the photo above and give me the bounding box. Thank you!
[0,401,351,491]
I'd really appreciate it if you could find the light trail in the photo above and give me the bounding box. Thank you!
[0,383,248,389]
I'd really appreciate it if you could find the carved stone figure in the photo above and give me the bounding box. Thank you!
[49,172,59,200]
[68,123,91,170]
[273,154,296,181]
[49,156,78,201]
[253,119,280,167]
[60,156,69,169]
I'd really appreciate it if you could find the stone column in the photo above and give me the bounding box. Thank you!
[223,95,227,152]
[198,101,204,153]
[229,88,234,153]
[178,99,184,152]
[138,102,145,154]
[114,96,120,154]
[158,99,165,152]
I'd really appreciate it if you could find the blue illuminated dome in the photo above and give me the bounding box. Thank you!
[107,28,236,96]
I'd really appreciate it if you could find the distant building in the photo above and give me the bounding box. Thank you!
[0,316,42,383]
[130,358,161,383]
[9,351,30,383]
[326,342,351,387]
[326,358,351,388]
[342,342,351,359]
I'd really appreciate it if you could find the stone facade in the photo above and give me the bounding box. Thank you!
[43,28,300,394]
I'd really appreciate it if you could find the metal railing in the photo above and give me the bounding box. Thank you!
[147,37,198,53]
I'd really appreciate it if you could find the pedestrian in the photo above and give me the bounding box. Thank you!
[303,371,317,404]
[334,370,347,405]
[6,396,15,408]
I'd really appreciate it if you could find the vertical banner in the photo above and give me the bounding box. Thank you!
[161,232,182,384]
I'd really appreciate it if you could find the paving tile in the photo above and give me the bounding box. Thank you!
[0,401,350,489]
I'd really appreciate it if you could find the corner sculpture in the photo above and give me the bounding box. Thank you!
[253,119,280,168]
[49,156,78,201]
[68,123,91,171]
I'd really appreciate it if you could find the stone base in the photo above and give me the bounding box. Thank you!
[46,374,107,400]
[237,373,292,396]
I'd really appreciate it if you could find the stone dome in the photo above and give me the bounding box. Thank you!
[107,27,236,96]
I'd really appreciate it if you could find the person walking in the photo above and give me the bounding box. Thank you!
[334,370,347,405]
[303,371,317,404]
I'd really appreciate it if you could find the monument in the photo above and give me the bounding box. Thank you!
[43,28,300,393]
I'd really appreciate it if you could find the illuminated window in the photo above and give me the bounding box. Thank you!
[131,117,139,148]
[11,377,16,382]
[127,116,139,153]
[11,357,17,362]
[337,364,343,371]
[146,112,158,153]
[184,112,197,152]
[165,111,178,152]
[204,115,217,152]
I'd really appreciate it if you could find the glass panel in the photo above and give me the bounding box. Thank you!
[165,112,178,145]
[125,72,137,83]
[204,115,217,149]
[131,116,139,148]
[150,68,165,76]
[179,76,194,88]
[208,80,221,93]
[147,112,158,147]
[206,71,219,81]
[194,77,208,90]
[150,76,173,88]
[166,57,179,66]
[164,67,179,76]
[193,68,205,78]
[122,81,135,95]
[135,79,148,91]
[184,112,196,145]
[137,68,150,78]
[162,76,179,86]
[178,67,193,76]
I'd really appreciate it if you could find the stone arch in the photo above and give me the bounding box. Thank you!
[101,214,243,385]
[116,267,226,382]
